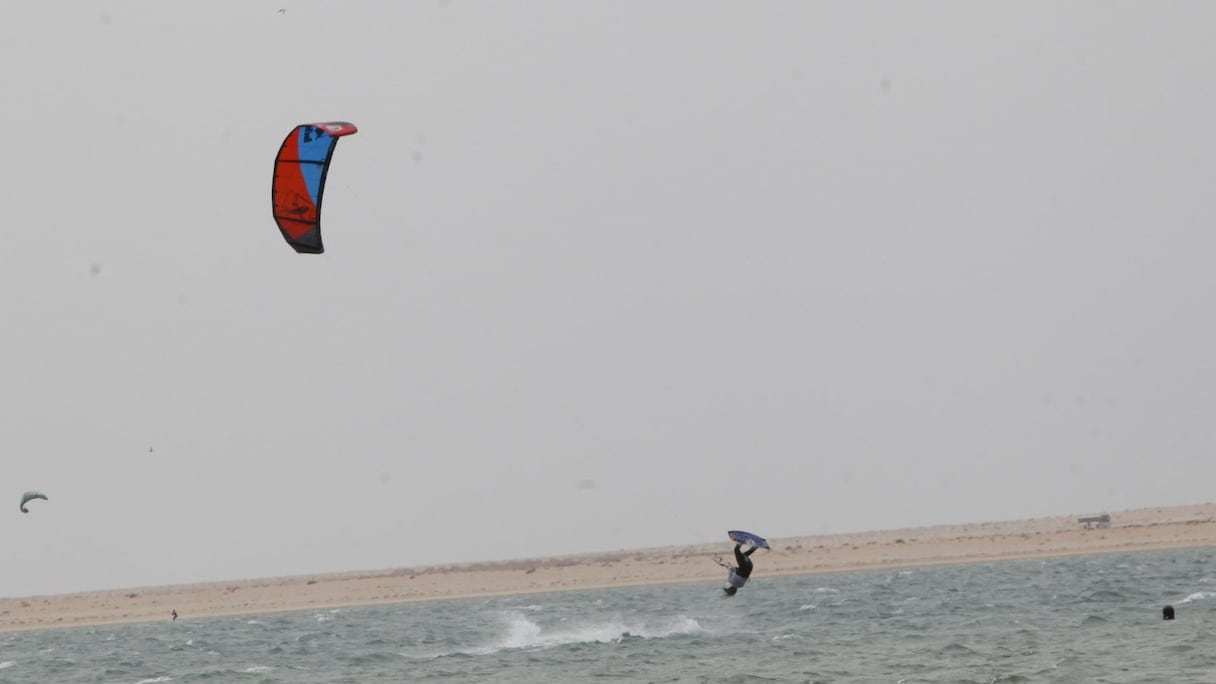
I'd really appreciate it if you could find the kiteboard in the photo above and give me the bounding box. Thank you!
[728,530,769,549]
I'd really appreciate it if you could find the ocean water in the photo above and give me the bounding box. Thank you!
[2,547,1214,683]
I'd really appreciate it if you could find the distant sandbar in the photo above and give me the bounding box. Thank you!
[4,503,1214,632]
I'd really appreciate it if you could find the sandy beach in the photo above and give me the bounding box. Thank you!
[3,502,1214,633]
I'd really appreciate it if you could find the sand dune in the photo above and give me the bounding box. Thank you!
[4,502,1214,632]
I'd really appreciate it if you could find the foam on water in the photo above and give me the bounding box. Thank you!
[0,661,13,669]
[462,611,703,656]
[1177,591,1216,604]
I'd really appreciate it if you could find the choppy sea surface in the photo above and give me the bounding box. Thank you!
[2,547,1214,683]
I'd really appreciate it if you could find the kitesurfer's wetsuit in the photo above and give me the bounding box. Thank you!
[726,544,756,590]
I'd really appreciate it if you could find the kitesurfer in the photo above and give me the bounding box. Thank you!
[722,543,757,596]
[171,609,178,622]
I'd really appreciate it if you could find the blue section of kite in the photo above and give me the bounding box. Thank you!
[728,530,769,549]
[296,127,335,205]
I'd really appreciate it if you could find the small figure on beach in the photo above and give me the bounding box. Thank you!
[1163,605,1174,620]
[171,609,178,622]
[720,543,758,596]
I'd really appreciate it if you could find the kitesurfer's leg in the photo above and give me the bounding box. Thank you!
[734,544,753,576]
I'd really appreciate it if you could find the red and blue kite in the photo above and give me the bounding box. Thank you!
[271,121,358,254]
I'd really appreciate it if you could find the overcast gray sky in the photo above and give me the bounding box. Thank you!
[3,1,1215,596]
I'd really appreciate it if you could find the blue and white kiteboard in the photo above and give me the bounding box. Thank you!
[728,530,769,549]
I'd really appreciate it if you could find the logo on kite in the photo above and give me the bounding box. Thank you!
[20,491,47,514]
[271,121,358,254]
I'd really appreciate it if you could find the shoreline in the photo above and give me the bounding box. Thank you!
[4,502,1214,633]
